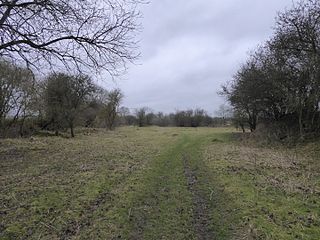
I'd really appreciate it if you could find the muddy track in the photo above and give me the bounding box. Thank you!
[183,153,213,240]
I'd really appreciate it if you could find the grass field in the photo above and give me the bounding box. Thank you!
[1,127,319,239]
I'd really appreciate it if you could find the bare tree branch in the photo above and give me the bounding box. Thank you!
[0,0,143,75]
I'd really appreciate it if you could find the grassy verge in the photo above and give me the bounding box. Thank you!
[202,133,320,239]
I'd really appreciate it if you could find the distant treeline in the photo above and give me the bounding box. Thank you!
[0,59,229,138]
[222,0,320,140]
[118,107,229,128]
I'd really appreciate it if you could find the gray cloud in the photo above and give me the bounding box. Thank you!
[106,0,294,114]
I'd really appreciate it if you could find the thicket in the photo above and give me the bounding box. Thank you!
[222,0,320,140]
[0,60,125,138]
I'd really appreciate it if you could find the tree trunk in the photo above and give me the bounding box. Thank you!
[298,107,304,139]
[70,124,75,138]
[248,118,255,132]
[240,124,245,133]
[19,115,27,137]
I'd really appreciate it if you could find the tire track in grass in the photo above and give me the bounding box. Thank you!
[110,136,196,240]
[122,133,215,239]
[183,152,213,240]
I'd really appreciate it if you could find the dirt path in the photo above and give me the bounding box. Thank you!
[183,152,213,240]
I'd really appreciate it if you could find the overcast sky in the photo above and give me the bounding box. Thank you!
[104,0,294,115]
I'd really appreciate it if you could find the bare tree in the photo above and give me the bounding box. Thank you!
[232,109,247,133]
[0,0,142,74]
[174,110,193,127]
[135,107,149,127]
[193,108,209,127]
[215,104,233,126]
[0,59,35,136]
[118,106,130,125]
[44,73,95,137]
[222,0,320,138]
[103,89,123,130]
[273,0,320,138]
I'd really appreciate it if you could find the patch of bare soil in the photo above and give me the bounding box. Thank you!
[183,153,213,240]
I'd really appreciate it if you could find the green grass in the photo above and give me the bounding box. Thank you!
[202,133,320,239]
[0,127,319,239]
